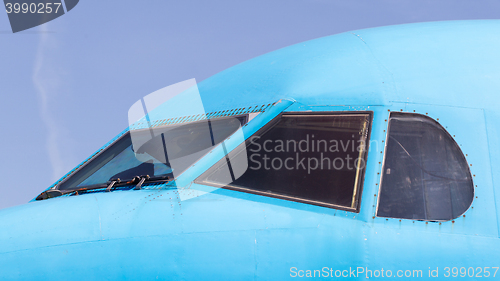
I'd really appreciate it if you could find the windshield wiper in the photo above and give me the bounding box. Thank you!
[134,175,149,190]
[106,178,121,192]
[36,175,171,201]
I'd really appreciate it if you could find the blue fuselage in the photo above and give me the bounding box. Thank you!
[1,20,500,280]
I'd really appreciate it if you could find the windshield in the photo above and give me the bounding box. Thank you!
[57,116,246,191]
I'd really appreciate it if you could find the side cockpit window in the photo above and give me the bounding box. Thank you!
[56,116,247,191]
[377,113,474,221]
[196,113,372,211]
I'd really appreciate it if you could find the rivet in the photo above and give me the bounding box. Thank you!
[372,216,375,219]
[452,221,455,223]
[463,215,466,218]
[439,222,442,225]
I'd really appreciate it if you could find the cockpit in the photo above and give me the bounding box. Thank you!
[35,79,474,223]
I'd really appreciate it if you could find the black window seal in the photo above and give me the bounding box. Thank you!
[195,111,374,213]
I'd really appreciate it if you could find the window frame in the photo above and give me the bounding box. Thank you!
[195,111,374,212]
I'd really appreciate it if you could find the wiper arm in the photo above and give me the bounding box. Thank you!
[134,175,150,190]
[36,178,136,200]
[106,178,121,192]
[36,174,171,201]
[131,174,173,189]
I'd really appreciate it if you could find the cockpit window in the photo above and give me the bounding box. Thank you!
[377,113,474,221]
[57,116,247,191]
[196,113,372,211]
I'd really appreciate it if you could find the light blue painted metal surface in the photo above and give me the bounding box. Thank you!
[2,20,500,280]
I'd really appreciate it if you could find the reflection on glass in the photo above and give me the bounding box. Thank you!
[197,113,371,210]
[77,146,172,187]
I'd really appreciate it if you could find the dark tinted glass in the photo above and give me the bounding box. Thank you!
[58,117,246,191]
[377,113,474,221]
[197,113,371,210]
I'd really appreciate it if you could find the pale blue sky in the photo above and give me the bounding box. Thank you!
[0,0,499,209]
